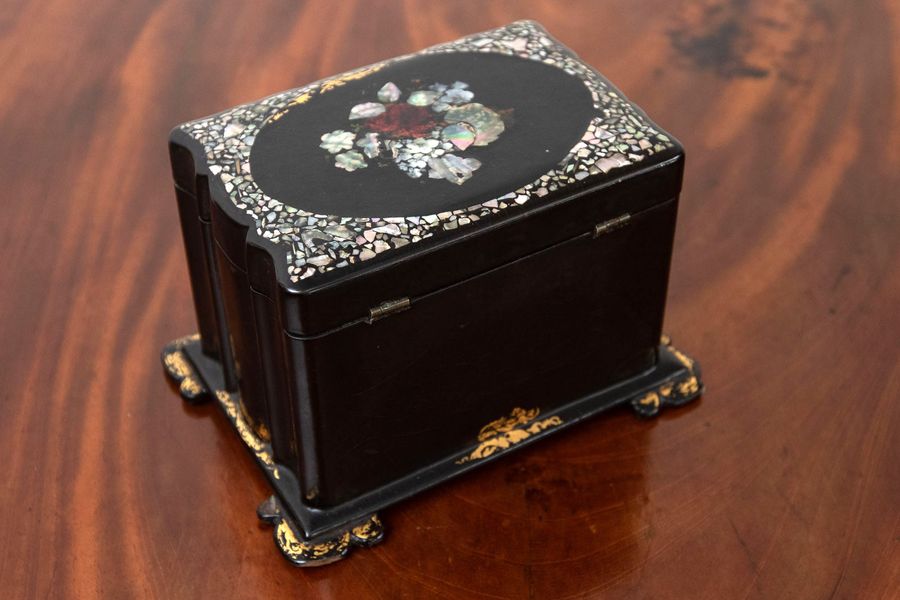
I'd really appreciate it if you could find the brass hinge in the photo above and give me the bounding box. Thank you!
[593,213,631,238]
[367,297,411,323]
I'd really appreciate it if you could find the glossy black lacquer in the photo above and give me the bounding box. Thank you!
[290,197,678,506]
[169,131,683,514]
[166,26,688,540]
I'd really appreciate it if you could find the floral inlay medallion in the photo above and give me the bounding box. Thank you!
[178,21,677,282]
[319,81,508,185]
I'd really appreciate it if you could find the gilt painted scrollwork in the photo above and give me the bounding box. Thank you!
[630,336,703,418]
[456,407,563,464]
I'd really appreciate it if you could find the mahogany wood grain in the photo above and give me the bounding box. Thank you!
[0,1,898,598]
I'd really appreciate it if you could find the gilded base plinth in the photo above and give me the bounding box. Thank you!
[161,333,701,567]
[257,496,384,567]
[629,334,704,418]
[161,334,209,403]
[161,335,384,567]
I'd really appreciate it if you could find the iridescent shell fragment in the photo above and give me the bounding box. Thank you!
[349,102,386,120]
[334,150,367,171]
[407,91,440,107]
[428,154,482,185]
[441,123,476,151]
[320,130,355,154]
[377,82,401,103]
[444,103,505,146]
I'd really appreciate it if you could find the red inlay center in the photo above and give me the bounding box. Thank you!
[365,104,440,138]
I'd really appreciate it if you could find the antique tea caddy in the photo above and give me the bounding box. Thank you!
[162,21,703,566]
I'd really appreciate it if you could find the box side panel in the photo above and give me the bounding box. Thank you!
[249,288,302,477]
[169,141,237,388]
[213,239,272,440]
[171,133,309,494]
[173,185,221,358]
[292,196,678,507]
[207,197,309,487]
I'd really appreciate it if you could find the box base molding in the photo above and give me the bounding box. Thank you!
[257,496,384,566]
[161,333,702,567]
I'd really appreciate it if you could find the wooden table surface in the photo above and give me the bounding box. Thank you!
[2,1,898,598]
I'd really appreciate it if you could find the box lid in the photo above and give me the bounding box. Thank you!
[170,20,684,336]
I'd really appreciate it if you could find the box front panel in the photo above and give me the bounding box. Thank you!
[288,197,678,507]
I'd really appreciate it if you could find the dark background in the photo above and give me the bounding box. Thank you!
[1,1,897,598]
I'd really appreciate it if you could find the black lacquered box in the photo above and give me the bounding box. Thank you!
[163,20,702,566]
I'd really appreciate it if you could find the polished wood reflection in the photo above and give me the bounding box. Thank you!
[1,1,897,597]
